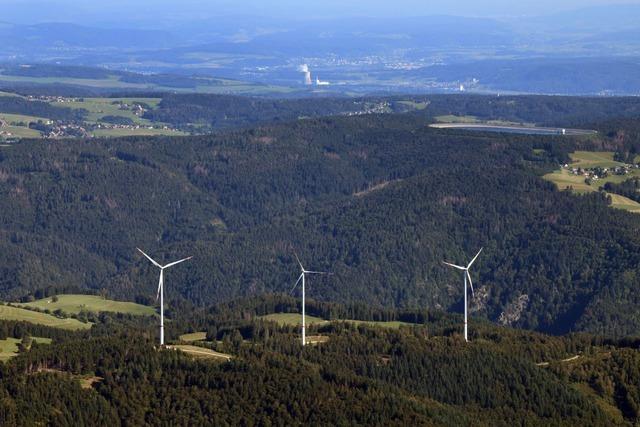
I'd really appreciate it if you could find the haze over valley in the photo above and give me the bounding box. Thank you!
[1,2,640,95]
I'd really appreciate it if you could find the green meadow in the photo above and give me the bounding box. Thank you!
[20,294,156,317]
[0,305,91,330]
[258,313,416,329]
[543,151,640,213]
[0,337,52,362]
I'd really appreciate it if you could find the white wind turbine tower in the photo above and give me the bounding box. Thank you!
[290,253,330,346]
[137,248,192,346]
[443,248,482,342]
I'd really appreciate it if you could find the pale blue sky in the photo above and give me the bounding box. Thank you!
[1,0,639,24]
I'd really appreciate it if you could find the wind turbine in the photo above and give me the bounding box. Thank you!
[290,253,330,346]
[137,248,192,346]
[443,248,482,342]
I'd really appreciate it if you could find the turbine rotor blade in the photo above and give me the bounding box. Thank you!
[289,273,304,294]
[442,261,466,270]
[156,271,163,301]
[137,248,162,269]
[466,270,475,298]
[293,251,305,272]
[467,248,483,269]
[305,271,332,275]
[163,256,193,269]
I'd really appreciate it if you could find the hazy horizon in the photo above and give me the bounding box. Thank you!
[1,0,639,96]
[1,0,639,26]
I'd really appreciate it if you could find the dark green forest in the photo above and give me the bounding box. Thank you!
[1,102,640,336]
[0,298,638,426]
[142,93,640,130]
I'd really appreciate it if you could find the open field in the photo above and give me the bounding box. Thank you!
[258,313,328,326]
[543,151,640,213]
[0,337,52,362]
[179,332,207,342]
[397,100,429,110]
[543,169,594,193]
[343,319,417,328]
[20,294,156,316]
[91,127,186,137]
[568,151,623,169]
[306,335,330,345]
[0,305,92,330]
[258,313,416,329]
[1,125,42,138]
[0,112,50,123]
[0,74,293,95]
[52,97,157,124]
[0,112,47,138]
[607,194,640,213]
[434,114,532,127]
[169,345,232,361]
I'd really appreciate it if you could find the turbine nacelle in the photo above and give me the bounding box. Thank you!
[442,248,482,297]
[137,248,193,270]
[290,252,331,294]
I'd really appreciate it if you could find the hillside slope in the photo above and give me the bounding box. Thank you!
[0,111,639,335]
[0,301,638,426]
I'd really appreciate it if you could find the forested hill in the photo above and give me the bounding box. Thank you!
[140,93,372,130]
[1,110,640,336]
[143,93,640,130]
[0,298,639,425]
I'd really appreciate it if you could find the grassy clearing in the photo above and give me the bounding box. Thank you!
[0,337,52,362]
[79,375,104,389]
[434,115,531,127]
[543,151,640,213]
[397,100,429,110]
[0,305,91,330]
[543,169,593,193]
[169,345,232,361]
[306,335,330,345]
[179,332,207,342]
[1,125,42,138]
[258,313,416,329]
[608,193,640,213]
[20,294,156,316]
[0,112,50,123]
[91,128,186,137]
[343,320,416,328]
[0,113,47,139]
[258,313,328,326]
[568,151,622,169]
[435,114,480,124]
[52,97,159,125]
